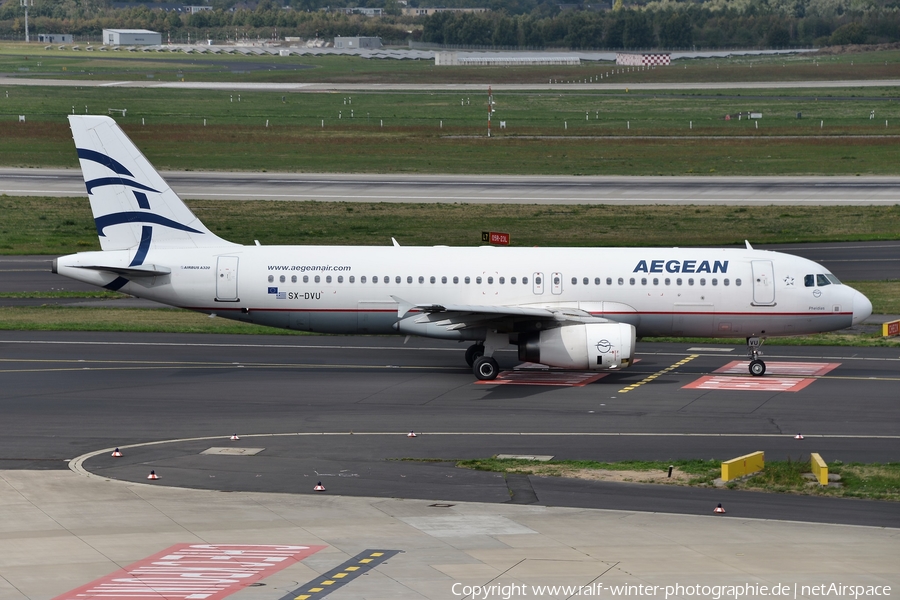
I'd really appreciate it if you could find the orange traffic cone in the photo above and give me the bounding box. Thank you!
[230,434,240,441]
[147,470,159,480]
[794,433,804,440]
[714,503,725,514]
[407,431,417,438]
[314,482,326,491]
[111,448,122,457]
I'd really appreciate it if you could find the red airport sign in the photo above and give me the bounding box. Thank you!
[482,231,510,245]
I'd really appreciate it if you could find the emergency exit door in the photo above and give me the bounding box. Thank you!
[216,256,239,301]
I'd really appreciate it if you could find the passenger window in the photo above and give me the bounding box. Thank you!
[700,278,706,286]
[534,276,541,285]
[303,275,309,283]
[629,278,635,285]
[338,275,343,283]
[419,276,424,284]
[688,278,694,286]
[395,276,401,284]
[499,277,505,284]
[361,276,367,283]
[735,278,741,286]
[571,277,577,285]
[407,276,413,284]
[653,278,659,286]
[593,277,599,285]
[641,278,647,285]
[583,277,589,285]
[676,278,682,285]
[268,275,274,283]
[664,278,670,286]
[384,276,389,284]
[477,276,483,284]
[280,275,286,283]
[523,277,528,285]
[804,274,815,287]
[553,276,560,285]
[618,278,624,285]
[817,274,830,286]
[442,276,447,284]
[511,277,516,284]
[724,278,729,286]
[453,276,459,284]
[465,276,471,284]
[349,276,355,283]
[372,276,378,283]
[430,276,436,284]
[607,277,613,285]
[488,277,494,284]
[326,275,332,283]
[712,278,718,286]
[291,275,297,283]
[315,275,320,283]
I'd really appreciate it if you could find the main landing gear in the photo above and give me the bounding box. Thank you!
[466,332,506,380]
[747,336,766,376]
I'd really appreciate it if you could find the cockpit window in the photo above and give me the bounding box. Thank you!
[804,274,815,287]
[825,274,842,285]
[816,274,831,287]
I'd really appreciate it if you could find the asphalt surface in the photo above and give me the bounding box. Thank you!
[5,168,900,204]
[2,330,898,528]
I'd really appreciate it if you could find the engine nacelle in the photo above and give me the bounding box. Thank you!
[518,322,636,370]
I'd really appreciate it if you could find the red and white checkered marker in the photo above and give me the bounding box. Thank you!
[313,482,325,491]
[230,434,240,441]
[147,470,159,480]
[714,503,726,514]
[407,431,417,438]
[111,448,122,457]
[794,433,804,440]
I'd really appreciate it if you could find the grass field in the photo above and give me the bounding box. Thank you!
[2,43,900,84]
[448,457,900,500]
[5,196,900,254]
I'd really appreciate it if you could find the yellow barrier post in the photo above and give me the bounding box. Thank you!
[883,320,900,337]
[721,451,765,482]
[810,453,828,485]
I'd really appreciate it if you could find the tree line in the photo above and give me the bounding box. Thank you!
[0,0,895,47]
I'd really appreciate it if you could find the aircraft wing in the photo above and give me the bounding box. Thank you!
[391,296,608,332]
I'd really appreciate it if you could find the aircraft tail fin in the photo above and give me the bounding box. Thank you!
[68,115,235,252]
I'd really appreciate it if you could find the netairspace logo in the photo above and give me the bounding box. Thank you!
[450,583,892,599]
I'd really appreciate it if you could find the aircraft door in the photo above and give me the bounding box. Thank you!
[551,272,563,295]
[216,256,239,302]
[751,260,775,305]
[533,272,544,295]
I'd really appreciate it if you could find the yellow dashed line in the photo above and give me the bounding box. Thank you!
[309,588,324,593]
[359,558,373,563]
[332,573,348,579]
[295,595,311,600]
[619,354,699,394]
[345,566,360,571]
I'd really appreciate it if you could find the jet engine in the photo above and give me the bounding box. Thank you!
[518,322,636,370]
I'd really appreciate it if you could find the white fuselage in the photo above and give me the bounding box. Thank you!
[55,245,871,339]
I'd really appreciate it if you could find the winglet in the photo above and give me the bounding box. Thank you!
[745,240,754,250]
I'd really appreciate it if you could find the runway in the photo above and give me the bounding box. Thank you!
[1,331,898,528]
[3,167,900,205]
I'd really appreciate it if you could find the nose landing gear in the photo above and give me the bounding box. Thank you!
[747,336,766,376]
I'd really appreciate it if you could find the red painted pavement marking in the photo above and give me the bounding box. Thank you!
[53,544,325,600]
[714,361,841,376]
[476,369,610,387]
[683,375,817,392]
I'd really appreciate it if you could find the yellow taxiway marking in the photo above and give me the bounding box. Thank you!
[619,355,699,394]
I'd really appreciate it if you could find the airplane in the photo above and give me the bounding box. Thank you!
[53,115,873,381]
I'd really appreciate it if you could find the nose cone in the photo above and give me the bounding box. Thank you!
[852,289,873,325]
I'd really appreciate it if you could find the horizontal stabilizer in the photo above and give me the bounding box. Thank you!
[76,264,172,277]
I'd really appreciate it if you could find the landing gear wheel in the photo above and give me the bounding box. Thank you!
[749,359,766,377]
[465,343,484,367]
[473,356,500,381]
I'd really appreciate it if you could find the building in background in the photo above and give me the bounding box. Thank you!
[102,29,162,46]
[333,36,383,50]
[38,34,73,43]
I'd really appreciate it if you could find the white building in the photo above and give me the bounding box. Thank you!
[38,34,73,43]
[435,52,580,66]
[333,36,382,50]
[103,29,162,46]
